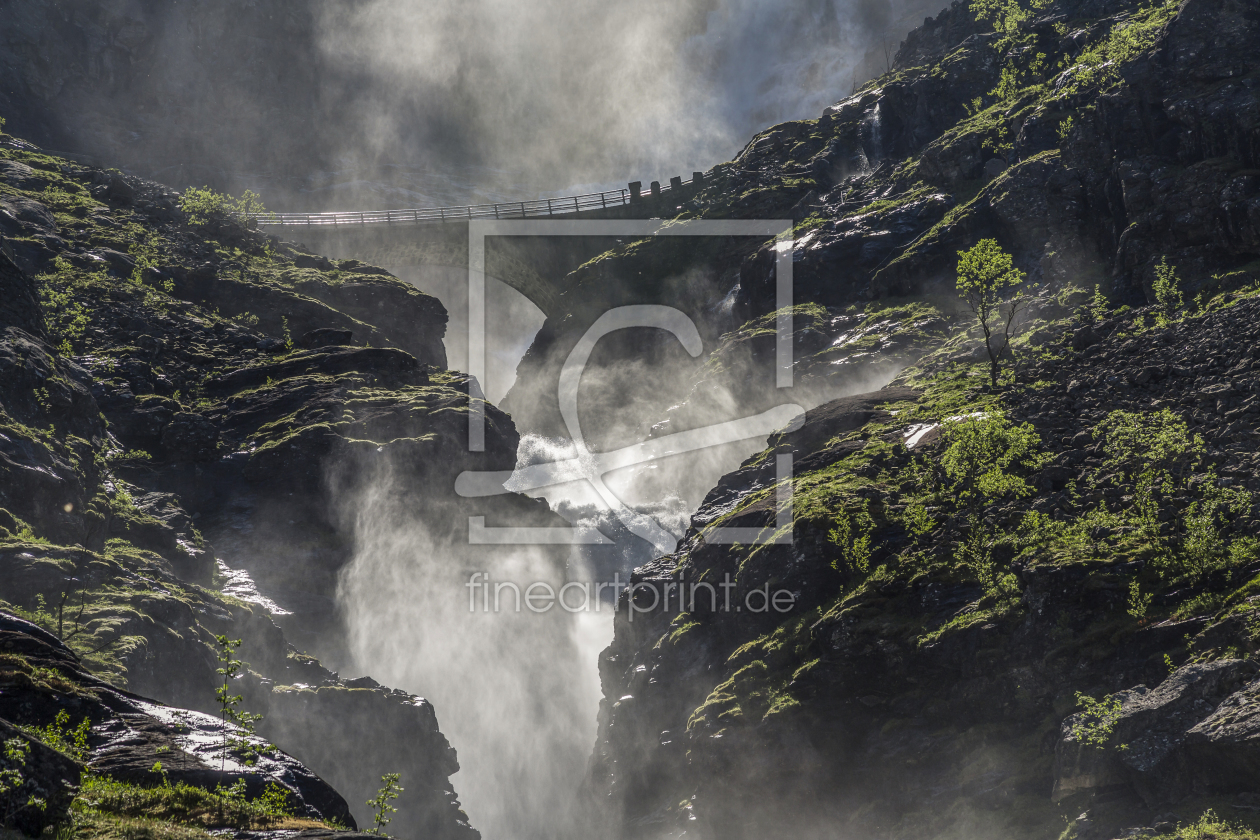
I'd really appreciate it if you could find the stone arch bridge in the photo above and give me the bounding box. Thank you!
[259,175,705,320]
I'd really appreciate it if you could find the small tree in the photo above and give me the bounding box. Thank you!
[214,636,266,771]
[180,187,272,229]
[366,773,403,836]
[1152,257,1182,325]
[956,239,1031,387]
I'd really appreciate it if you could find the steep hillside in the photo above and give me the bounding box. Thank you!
[575,0,1260,837]
[0,131,573,838]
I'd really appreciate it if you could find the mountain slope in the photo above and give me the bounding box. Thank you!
[575,0,1260,837]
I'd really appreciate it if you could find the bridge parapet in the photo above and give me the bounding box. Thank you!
[256,172,706,228]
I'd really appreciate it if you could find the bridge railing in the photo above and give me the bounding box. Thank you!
[253,172,704,227]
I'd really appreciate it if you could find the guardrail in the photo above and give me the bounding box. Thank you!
[254,172,706,227]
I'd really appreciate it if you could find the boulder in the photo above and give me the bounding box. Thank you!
[1054,660,1260,805]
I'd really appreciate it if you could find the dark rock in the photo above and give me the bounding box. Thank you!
[0,613,355,828]
[1072,326,1102,351]
[0,252,45,338]
[297,328,353,350]
[1054,660,1260,804]
[982,157,1008,181]
[161,412,220,462]
[292,254,334,271]
[204,347,426,396]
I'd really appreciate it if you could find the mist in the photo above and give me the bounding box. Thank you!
[313,0,929,192]
[335,455,605,840]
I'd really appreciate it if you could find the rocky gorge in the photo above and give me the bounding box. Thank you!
[1,0,1259,838]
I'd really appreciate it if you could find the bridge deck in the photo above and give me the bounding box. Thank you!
[255,175,700,227]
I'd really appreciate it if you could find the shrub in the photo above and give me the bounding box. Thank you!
[26,711,91,762]
[1070,692,1124,748]
[828,501,874,575]
[1153,256,1183,324]
[179,188,271,229]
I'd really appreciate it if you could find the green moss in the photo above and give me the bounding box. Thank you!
[847,184,938,219]
[71,773,325,834]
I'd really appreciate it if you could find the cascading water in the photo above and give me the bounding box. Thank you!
[327,2,952,835]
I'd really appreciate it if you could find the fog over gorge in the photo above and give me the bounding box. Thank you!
[2,0,939,204]
[308,0,925,191]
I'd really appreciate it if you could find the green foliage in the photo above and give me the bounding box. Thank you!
[1096,409,1202,484]
[1155,810,1260,840]
[1182,482,1252,577]
[1094,408,1201,542]
[366,773,402,836]
[106,449,152,463]
[828,501,874,575]
[1127,580,1152,619]
[1086,409,1254,580]
[1154,256,1184,324]
[4,590,146,685]
[213,637,269,769]
[179,187,271,228]
[75,772,301,831]
[938,413,1046,511]
[27,710,92,762]
[1057,0,1180,96]
[1057,116,1076,144]
[1,737,27,802]
[970,0,1050,52]
[1090,283,1109,323]
[1070,692,1124,748]
[981,120,1014,160]
[255,783,296,819]
[903,500,936,539]
[128,229,174,295]
[1,736,45,828]
[956,239,1032,386]
[922,413,1046,592]
[36,259,94,355]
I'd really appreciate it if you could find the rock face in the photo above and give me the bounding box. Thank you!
[566,0,1260,835]
[0,131,573,838]
[0,252,44,338]
[1054,660,1260,804]
[0,613,352,827]
[507,0,1259,443]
